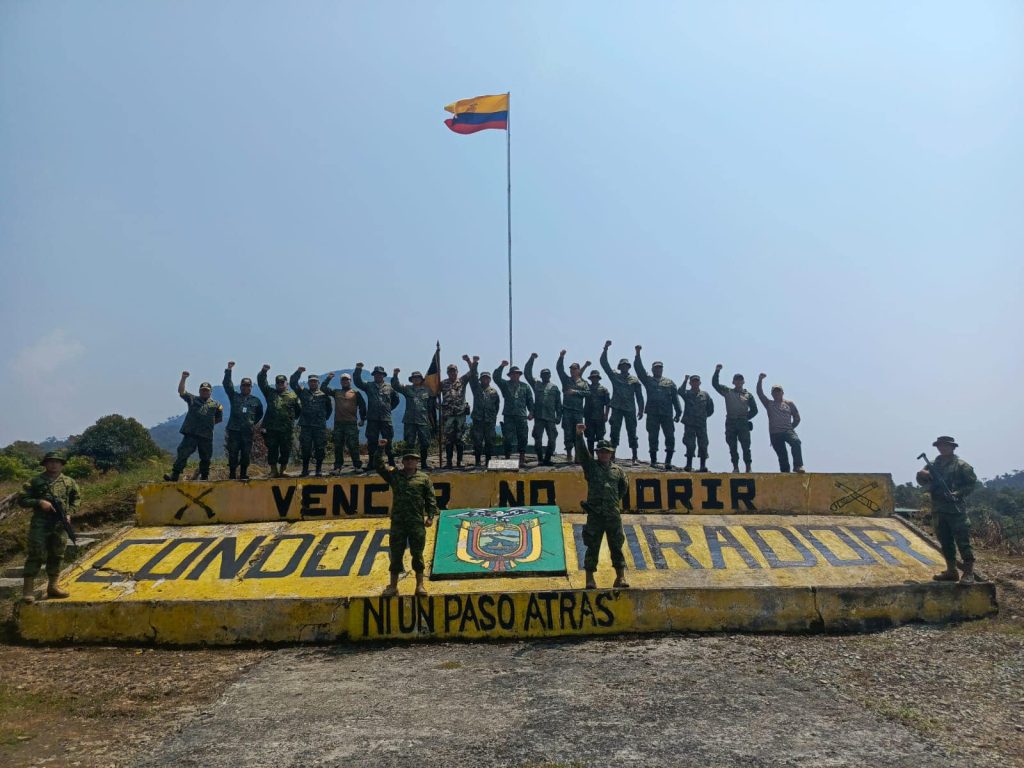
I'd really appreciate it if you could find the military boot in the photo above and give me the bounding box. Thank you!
[960,562,976,583]
[664,451,674,471]
[684,456,693,471]
[744,462,752,473]
[650,452,659,470]
[46,575,69,599]
[585,570,597,590]
[300,460,310,477]
[631,448,639,466]
[565,446,573,464]
[420,447,430,470]
[613,566,630,589]
[933,558,959,581]
[698,459,708,472]
[268,463,278,478]
[519,452,527,466]
[474,452,482,467]
[239,463,250,480]
[228,466,237,480]
[731,461,740,473]
[163,471,180,482]
[445,445,454,469]
[456,447,464,467]
[314,460,323,477]
[545,446,556,466]
[22,576,36,604]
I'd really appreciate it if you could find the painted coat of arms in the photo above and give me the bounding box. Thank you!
[431,506,567,580]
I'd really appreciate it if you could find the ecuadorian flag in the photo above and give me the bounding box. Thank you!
[444,93,509,135]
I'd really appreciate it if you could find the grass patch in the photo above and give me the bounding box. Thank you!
[437,660,462,670]
[869,701,942,735]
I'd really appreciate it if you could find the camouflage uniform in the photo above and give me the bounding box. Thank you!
[322,382,366,470]
[576,433,628,573]
[712,369,758,469]
[557,356,590,454]
[376,454,439,574]
[525,357,562,464]
[290,371,333,474]
[468,361,500,463]
[600,348,645,456]
[634,354,682,466]
[583,376,611,453]
[19,471,80,578]
[257,370,301,471]
[679,385,714,468]
[355,366,400,467]
[393,375,437,464]
[440,369,472,466]
[170,389,224,479]
[493,364,534,457]
[920,453,978,571]
[223,369,264,479]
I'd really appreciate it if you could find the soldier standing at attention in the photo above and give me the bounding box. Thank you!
[600,341,645,465]
[525,352,562,466]
[440,361,472,469]
[290,368,334,477]
[679,374,714,472]
[323,372,366,473]
[574,424,630,590]
[917,436,979,583]
[493,361,535,464]
[634,346,682,469]
[354,363,399,469]
[257,365,302,478]
[165,371,223,481]
[392,368,437,469]
[223,362,264,480]
[19,451,79,603]
[557,350,591,463]
[376,439,438,597]
[467,356,500,466]
[583,370,611,455]
[712,364,759,472]
[756,373,804,473]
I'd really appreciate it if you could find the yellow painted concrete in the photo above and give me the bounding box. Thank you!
[17,514,996,644]
[137,471,895,526]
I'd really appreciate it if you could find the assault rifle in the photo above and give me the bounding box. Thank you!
[916,452,967,516]
[47,496,78,545]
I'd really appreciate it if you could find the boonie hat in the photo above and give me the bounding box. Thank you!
[595,440,614,452]
[447,364,458,372]
[618,358,631,367]
[508,366,522,375]
[933,435,958,448]
[199,381,212,389]
[40,450,67,465]
[372,366,387,375]
[588,371,601,379]
[410,371,423,380]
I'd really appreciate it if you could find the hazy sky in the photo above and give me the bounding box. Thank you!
[2,1,1021,482]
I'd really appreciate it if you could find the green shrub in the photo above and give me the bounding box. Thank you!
[62,455,95,480]
[0,455,30,482]
[72,414,165,471]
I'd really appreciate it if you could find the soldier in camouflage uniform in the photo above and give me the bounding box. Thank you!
[525,353,562,466]
[600,341,645,465]
[583,370,611,455]
[493,361,535,463]
[679,374,714,472]
[223,362,264,480]
[354,363,400,469]
[712,364,759,472]
[557,350,591,463]
[290,368,334,477]
[440,359,473,468]
[634,346,682,469]
[575,425,630,590]
[165,371,224,481]
[917,436,979,583]
[19,451,80,603]
[257,365,302,477]
[393,368,437,469]
[376,439,439,597]
[322,372,366,473]
[468,356,500,466]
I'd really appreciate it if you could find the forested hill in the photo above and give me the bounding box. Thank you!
[147,369,406,452]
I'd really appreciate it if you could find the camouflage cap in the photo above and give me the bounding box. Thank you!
[508,366,522,375]
[401,452,421,461]
[372,366,387,376]
[275,374,288,383]
[540,368,551,376]
[618,358,631,367]
[410,371,423,380]
[479,371,492,380]
[40,450,67,465]
[933,435,959,448]
[240,377,253,386]
[733,373,745,381]
[689,374,701,382]
[199,381,213,390]
[595,440,614,452]
[308,374,320,382]
[446,364,458,372]
[588,370,601,379]
[569,361,581,369]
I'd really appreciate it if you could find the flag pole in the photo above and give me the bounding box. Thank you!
[506,91,513,365]
[435,340,442,467]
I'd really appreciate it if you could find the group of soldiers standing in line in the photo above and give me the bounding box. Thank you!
[163,342,806,481]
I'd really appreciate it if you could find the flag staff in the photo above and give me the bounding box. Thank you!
[506,91,513,364]
[435,340,442,467]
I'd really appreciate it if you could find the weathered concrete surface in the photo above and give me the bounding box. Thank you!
[138,471,895,525]
[133,637,958,768]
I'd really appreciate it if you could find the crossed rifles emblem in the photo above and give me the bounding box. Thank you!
[829,481,881,513]
[174,487,216,521]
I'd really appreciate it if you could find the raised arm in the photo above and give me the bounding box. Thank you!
[290,367,304,395]
[633,346,649,384]
[711,364,728,397]
[353,363,369,392]
[556,351,570,387]
[574,424,595,472]
[223,363,236,398]
[391,370,410,396]
[493,361,508,391]
[524,353,538,386]
[756,374,771,408]
[178,371,189,397]
[600,342,617,382]
[257,365,273,398]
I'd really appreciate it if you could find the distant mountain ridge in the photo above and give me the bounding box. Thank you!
[147,369,406,453]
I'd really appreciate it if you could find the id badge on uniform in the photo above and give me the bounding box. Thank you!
[242,407,248,413]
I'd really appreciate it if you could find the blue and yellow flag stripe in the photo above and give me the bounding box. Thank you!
[443,93,508,135]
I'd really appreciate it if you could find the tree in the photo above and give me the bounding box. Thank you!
[72,414,165,471]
